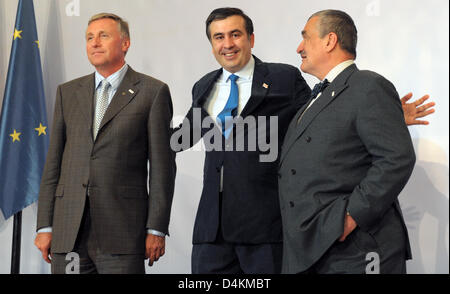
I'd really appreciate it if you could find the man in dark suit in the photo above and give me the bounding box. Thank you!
[174,7,311,274]
[278,10,416,274]
[175,7,433,275]
[34,13,176,274]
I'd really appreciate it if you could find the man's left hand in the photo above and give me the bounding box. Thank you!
[401,93,435,126]
[145,234,165,266]
[339,213,357,242]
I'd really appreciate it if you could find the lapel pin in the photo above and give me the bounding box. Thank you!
[332,91,335,97]
[128,89,135,94]
[262,83,269,89]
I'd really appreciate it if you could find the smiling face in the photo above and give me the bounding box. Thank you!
[86,18,130,77]
[297,16,328,79]
[209,15,254,73]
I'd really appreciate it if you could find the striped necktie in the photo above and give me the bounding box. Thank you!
[93,80,111,139]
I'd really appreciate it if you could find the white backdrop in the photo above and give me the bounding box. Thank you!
[0,0,448,274]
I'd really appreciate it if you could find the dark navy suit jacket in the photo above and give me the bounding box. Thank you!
[178,56,310,245]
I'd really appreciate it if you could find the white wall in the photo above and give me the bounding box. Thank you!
[0,0,448,274]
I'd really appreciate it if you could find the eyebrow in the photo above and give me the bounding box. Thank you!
[230,29,243,35]
[86,30,108,37]
[213,29,243,38]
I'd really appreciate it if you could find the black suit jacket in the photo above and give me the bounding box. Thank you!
[177,56,310,244]
[279,64,415,273]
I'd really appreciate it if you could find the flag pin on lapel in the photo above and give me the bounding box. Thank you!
[262,83,269,89]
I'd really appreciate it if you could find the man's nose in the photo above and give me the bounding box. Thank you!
[223,36,234,49]
[92,36,101,47]
[296,41,304,54]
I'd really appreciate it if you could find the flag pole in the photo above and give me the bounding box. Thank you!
[10,211,22,274]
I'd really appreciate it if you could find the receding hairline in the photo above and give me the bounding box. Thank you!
[87,13,130,39]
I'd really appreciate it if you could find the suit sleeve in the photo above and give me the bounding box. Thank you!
[36,85,66,231]
[171,82,205,152]
[146,83,177,234]
[293,68,311,111]
[346,77,416,231]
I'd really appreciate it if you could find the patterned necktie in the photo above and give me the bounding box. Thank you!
[93,80,111,139]
[297,79,330,124]
[217,74,239,138]
[310,79,330,99]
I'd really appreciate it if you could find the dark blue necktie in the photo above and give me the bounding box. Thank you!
[217,74,239,138]
[310,79,330,99]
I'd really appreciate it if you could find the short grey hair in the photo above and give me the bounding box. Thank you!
[88,13,130,40]
[309,10,357,58]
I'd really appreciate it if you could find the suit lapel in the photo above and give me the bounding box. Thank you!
[76,73,95,141]
[194,69,222,108]
[192,69,223,137]
[240,57,270,118]
[280,64,357,165]
[98,67,140,136]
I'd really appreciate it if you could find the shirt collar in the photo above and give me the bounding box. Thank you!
[95,63,129,91]
[323,60,354,83]
[221,56,255,82]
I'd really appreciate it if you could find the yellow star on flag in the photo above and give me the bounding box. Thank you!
[10,129,21,142]
[34,40,40,48]
[13,28,22,40]
[35,123,47,136]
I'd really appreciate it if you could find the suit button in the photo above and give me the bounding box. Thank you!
[216,167,221,172]
[289,201,295,207]
[306,136,312,143]
[82,183,87,188]
[291,169,296,175]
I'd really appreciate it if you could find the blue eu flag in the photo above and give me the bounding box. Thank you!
[0,0,49,219]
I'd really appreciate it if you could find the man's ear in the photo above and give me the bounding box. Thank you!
[325,32,338,53]
[122,37,131,53]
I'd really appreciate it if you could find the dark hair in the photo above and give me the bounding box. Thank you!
[205,7,254,41]
[310,10,358,58]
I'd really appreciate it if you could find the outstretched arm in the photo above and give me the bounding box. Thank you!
[401,93,435,126]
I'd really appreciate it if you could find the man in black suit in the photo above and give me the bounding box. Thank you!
[174,7,311,274]
[278,10,416,273]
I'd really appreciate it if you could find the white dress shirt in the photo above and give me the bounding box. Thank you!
[204,56,255,120]
[309,59,355,105]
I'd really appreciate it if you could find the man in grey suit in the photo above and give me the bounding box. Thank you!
[34,13,176,274]
[278,10,416,274]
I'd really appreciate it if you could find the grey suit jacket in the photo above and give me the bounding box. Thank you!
[278,64,416,273]
[37,67,176,254]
